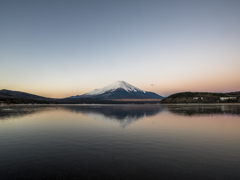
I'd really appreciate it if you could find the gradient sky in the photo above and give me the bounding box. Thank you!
[1,0,240,98]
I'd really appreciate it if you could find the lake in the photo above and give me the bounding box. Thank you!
[0,104,240,180]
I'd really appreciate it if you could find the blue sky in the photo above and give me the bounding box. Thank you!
[1,0,240,98]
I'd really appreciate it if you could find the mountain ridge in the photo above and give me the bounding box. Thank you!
[0,83,163,104]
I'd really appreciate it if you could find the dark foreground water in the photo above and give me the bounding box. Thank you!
[0,104,240,180]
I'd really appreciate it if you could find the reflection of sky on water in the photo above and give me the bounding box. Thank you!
[0,104,240,179]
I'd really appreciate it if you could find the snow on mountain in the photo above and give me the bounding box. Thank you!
[84,81,146,96]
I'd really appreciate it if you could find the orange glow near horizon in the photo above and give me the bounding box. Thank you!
[2,77,239,99]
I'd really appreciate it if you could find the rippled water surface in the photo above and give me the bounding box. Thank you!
[0,104,240,180]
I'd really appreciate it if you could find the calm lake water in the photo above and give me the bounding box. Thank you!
[0,104,240,180]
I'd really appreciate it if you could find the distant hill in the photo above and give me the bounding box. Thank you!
[0,89,109,104]
[0,89,57,104]
[161,91,240,103]
[0,89,50,100]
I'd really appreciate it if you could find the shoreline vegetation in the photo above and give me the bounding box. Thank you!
[0,89,240,105]
[161,92,240,104]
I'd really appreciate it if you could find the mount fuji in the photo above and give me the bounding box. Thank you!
[69,81,164,100]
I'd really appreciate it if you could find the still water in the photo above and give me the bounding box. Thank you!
[0,104,240,180]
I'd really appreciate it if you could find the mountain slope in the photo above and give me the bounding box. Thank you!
[70,81,164,100]
[0,89,50,100]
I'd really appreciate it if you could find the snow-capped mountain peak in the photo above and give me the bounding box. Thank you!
[69,80,164,100]
[84,81,146,96]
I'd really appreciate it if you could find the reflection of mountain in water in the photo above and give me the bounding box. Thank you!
[63,105,162,128]
[162,105,240,116]
[1,105,240,126]
[0,105,162,128]
[0,105,55,120]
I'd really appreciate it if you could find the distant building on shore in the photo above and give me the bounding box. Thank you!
[0,101,5,105]
[193,97,203,100]
[220,97,237,101]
